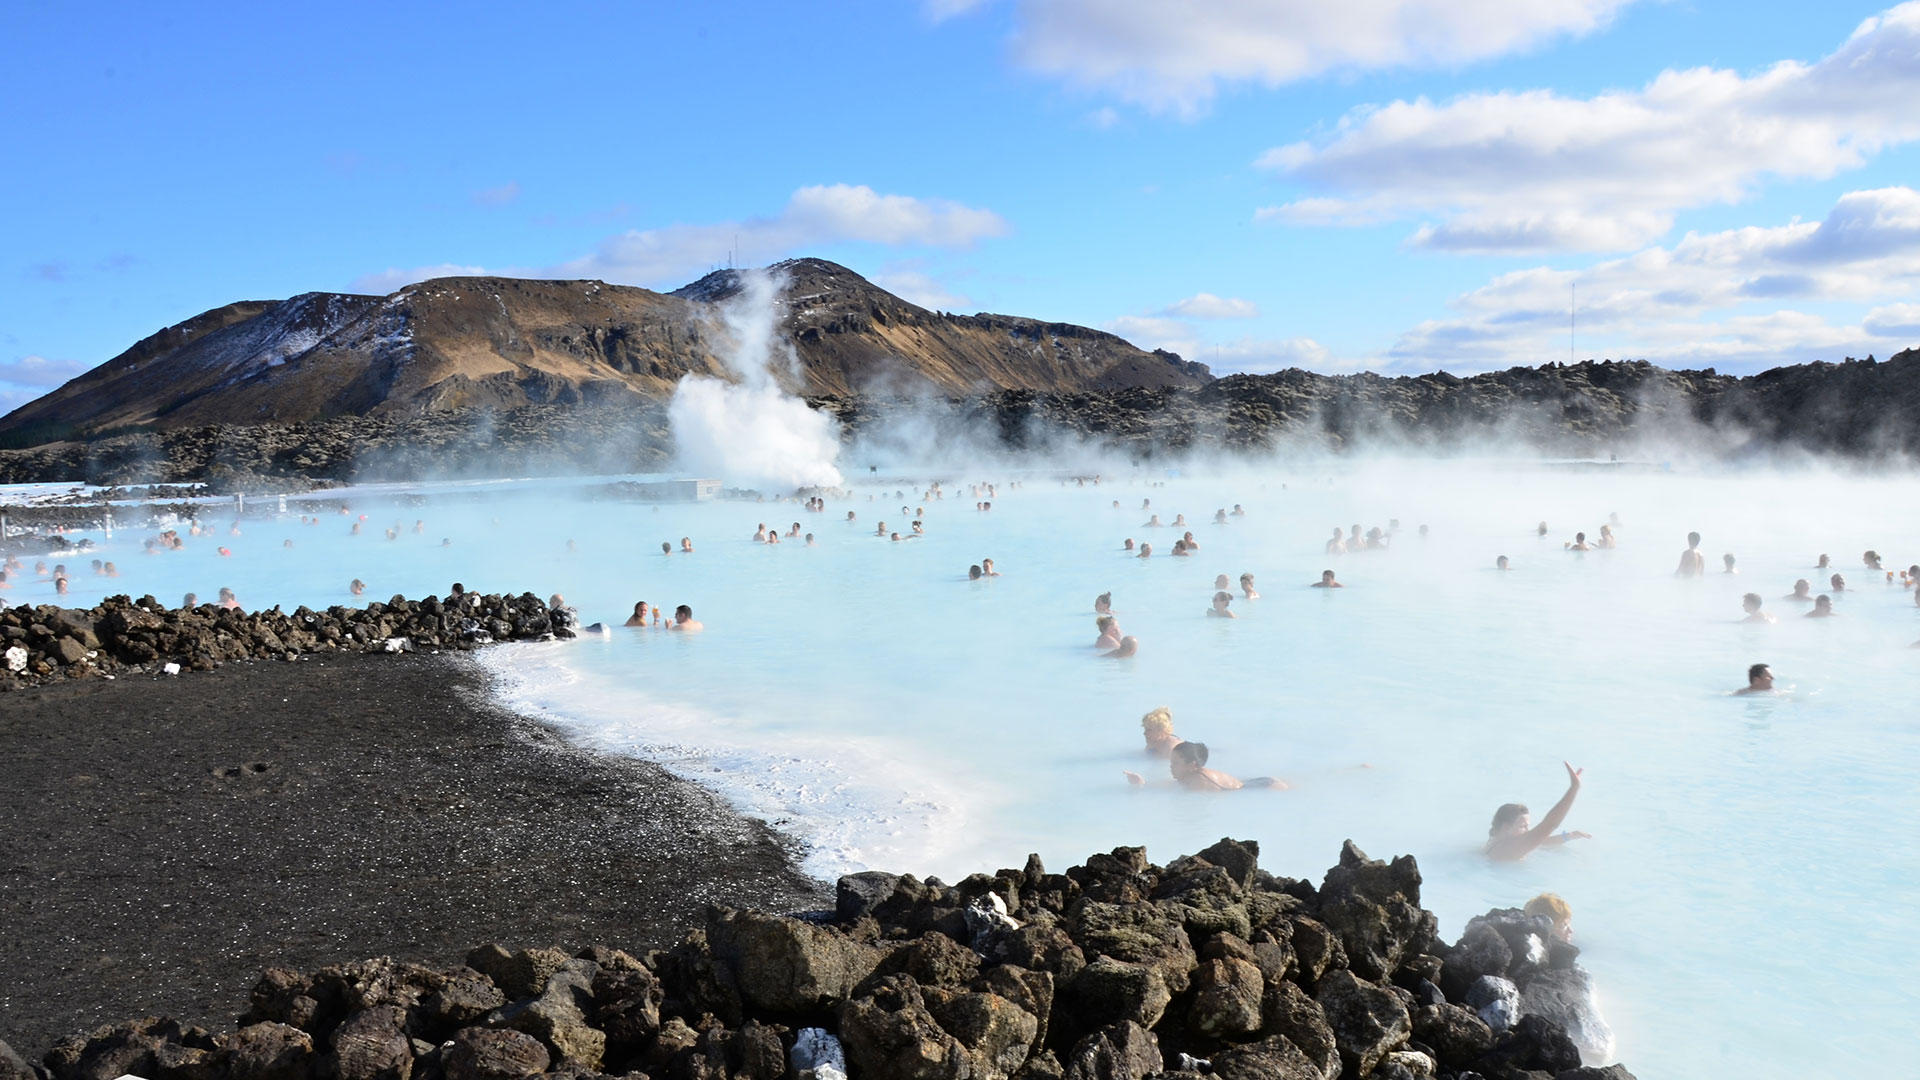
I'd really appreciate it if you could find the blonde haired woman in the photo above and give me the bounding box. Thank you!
[1140,707,1182,755]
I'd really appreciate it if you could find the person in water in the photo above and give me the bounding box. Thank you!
[182,592,198,609]
[1127,741,1286,791]
[1102,635,1138,658]
[1808,595,1836,617]
[1123,538,1135,551]
[1239,573,1259,599]
[1723,553,1739,574]
[1675,532,1706,577]
[1095,616,1123,650]
[1143,514,1163,527]
[1138,543,1152,559]
[1595,524,1617,548]
[626,601,652,627]
[1864,550,1883,570]
[1785,579,1814,602]
[1095,592,1113,614]
[661,541,672,555]
[981,558,1000,576]
[1138,706,1181,755]
[670,604,703,632]
[1182,530,1199,550]
[1312,570,1343,588]
[1566,532,1591,551]
[1496,555,1512,570]
[1740,593,1773,623]
[1171,539,1191,557]
[1537,521,1549,537]
[1735,663,1776,695]
[681,537,694,552]
[1486,762,1589,861]
[1816,553,1831,569]
[1207,591,1236,618]
[217,587,241,610]
[350,579,366,597]
[1829,572,1847,592]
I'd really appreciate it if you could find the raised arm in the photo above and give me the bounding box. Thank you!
[1489,762,1583,861]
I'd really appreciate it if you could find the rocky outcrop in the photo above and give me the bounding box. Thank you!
[26,843,1636,1080]
[0,590,576,688]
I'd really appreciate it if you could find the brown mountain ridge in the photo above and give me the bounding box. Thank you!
[0,258,1209,446]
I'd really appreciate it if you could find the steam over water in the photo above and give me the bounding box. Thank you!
[666,270,844,490]
[16,460,1920,1078]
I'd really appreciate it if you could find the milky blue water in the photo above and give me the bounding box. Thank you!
[13,461,1919,1079]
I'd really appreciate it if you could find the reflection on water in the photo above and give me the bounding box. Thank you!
[13,461,1920,1078]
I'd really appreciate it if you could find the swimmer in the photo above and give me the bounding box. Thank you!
[1864,550,1883,570]
[662,542,672,555]
[1231,504,1245,516]
[1138,543,1152,559]
[669,604,703,632]
[548,593,567,610]
[1182,531,1198,550]
[1784,579,1813,602]
[1807,595,1836,617]
[1102,635,1139,658]
[33,562,46,577]
[1326,528,1346,555]
[1172,514,1187,527]
[1524,893,1575,943]
[283,539,294,549]
[1486,762,1589,861]
[1723,553,1739,574]
[789,522,802,537]
[1214,509,1228,524]
[1171,540,1191,557]
[876,522,888,537]
[1095,592,1113,615]
[218,547,232,557]
[351,522,362,535]
[1497,555,1511,570]
[626,601,651,627]
[1214,574,1230,591]
[1829,573,1847,592]
[1239,573,1259,599]
[1128,741,1285,791]
[890,533,902,541]
[806,533,815,546]
[1816,553,1831,569]
[1207,591,1236,618]
[1123,538,1135,551]
[982,558,999,576]
[1311,569,1343,588]
[441,538,451,547]
[182,592,198,609]
[1596,524,1617,548]
[681,537,694,552]
[1675,531,1706,577]
[1734,663,1776,695]
[911,521,924,535]
[54,575,68,595]
[1537,521,1549,537]
[969,565,983,580]
[414,520,425,534]
[0,571,9,590]
[766,531,780,545]
[350,579,366,597]
[1740,593,1773,623]
[217,587,241,610]
[102,562,117,577]
[1566,532,1591,551]
[1095,616,1122,650]
[1138,706,1181,755]
[846,511,856,521]
[1143,515,1163,527]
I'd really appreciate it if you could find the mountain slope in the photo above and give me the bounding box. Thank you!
[0,259,1209,444]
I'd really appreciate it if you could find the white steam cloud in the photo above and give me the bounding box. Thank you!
[667,270,845,491]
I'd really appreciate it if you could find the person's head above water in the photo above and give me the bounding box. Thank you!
[1742,592,1762,613]
[969,565,983,580]
[1489,802,1530,838]
[1747,663,1773,689]
[1497,555,1511,569]
[1791,579,1811,596]
[1810,594,1835,615]
[1817,553,1831,568]
[1524,893,1574,942]
[1724,553,1738,571]
[1107,635,1138,657]
[1830,573,1847,591]
[1169,740,1209,778]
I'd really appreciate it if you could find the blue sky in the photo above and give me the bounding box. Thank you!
[6,0,1919,410]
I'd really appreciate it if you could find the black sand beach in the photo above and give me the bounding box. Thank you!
[0,650,828,1059]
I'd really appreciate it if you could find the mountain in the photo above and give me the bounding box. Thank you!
[0,259,1209,446]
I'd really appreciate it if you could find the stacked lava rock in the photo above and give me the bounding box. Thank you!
[9,841,1636,1080]
[0,592,575,687]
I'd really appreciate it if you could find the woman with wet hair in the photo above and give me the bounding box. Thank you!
[1486,762,1589,861]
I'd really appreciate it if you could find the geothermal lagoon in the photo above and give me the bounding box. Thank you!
[13,460,1919,1079]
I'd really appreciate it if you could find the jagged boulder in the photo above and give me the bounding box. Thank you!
[837,975,970,1080]
[1316,842,1437,983]
[706,907,887,1014]
[1059,1021,1162,1080]
[441,1028,548,1080]
[1314,970,1411,1078]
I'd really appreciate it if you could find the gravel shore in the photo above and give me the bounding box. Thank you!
[0,650,827,1058]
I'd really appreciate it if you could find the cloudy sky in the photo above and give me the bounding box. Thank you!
[5,0,1919,410]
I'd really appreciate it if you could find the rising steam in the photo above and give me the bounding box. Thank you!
[668,269,845,490]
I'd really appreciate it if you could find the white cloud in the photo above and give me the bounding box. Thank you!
[992,0,1634,115]
[1106,315,1196,357]
[1160,293,1260,319]
[1106,314,1338,374]
[353,184,1008,294]
[1258,3,1920,252]
[472,181,522,207]
[1380,187,1920,371]
[0,355,94,413]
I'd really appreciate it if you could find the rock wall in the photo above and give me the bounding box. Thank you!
[2,840,1637,1080]
[0,591,576,688]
